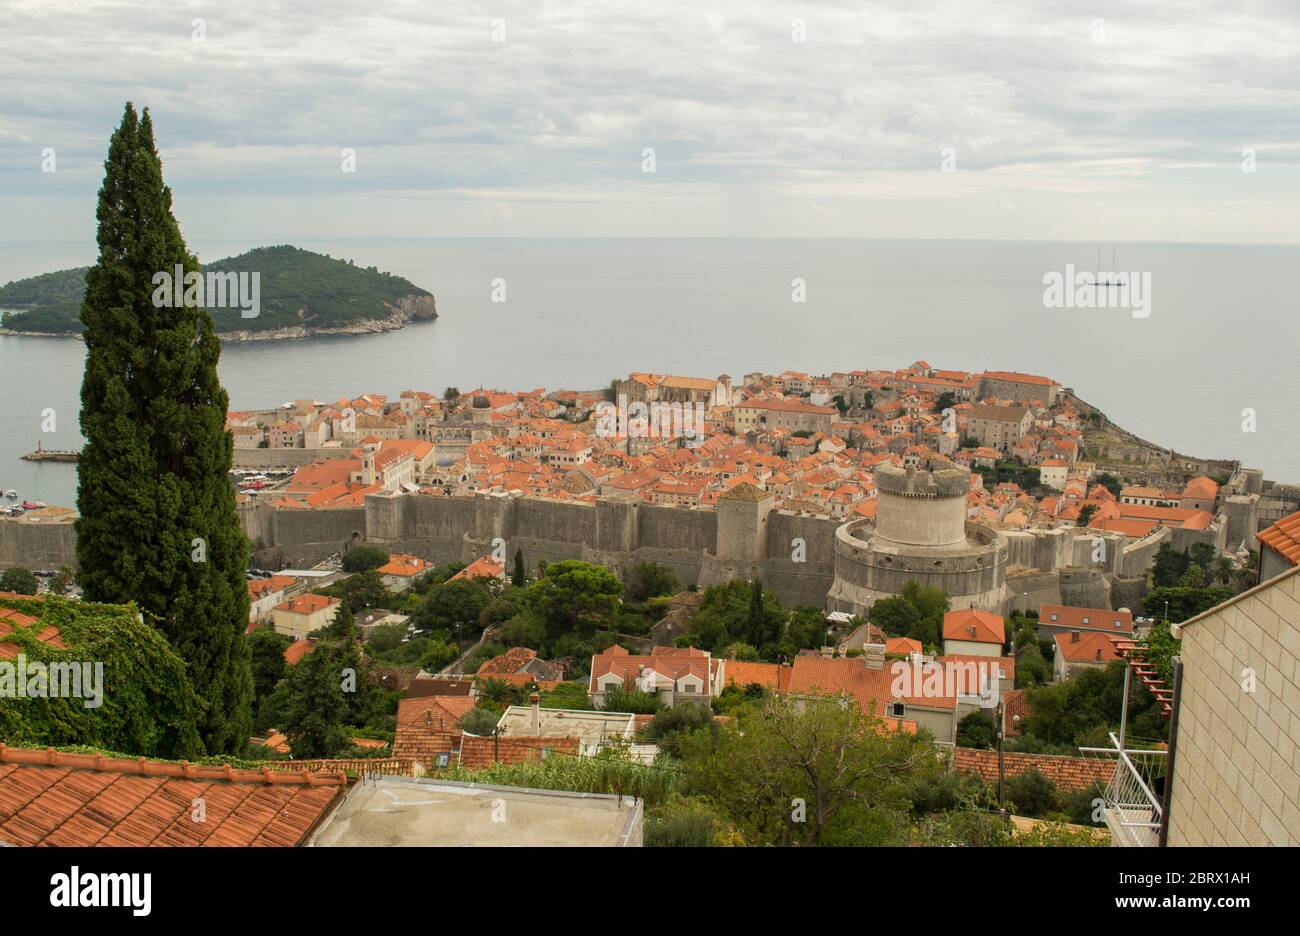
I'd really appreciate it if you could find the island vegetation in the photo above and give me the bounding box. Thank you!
[0,244,435,338]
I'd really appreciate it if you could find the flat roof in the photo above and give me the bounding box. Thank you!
[306,777,642,847]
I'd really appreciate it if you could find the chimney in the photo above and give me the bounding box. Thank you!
[530,692,541,737]
[1070,630,1080,643]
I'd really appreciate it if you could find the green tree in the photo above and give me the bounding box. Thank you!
[459,706,503,736]
[599,685,664,715]
[687,694,931,846]
[248,627,292,701]
[622,561,678,603]
[512,548,526,588]
[324,598,356,639]
[1151,543,1190,588]
[868,595,921,638]
[1076,503,1098,527]
[1094,472,1122,497]
[0,567,38,596]
[1005,768,1058,817]
[477,677,523,708]
[527,560,622,646]
[322,569,390,610]
[419,637,458,673]
[75,103,252,754]
[279,644,352,757]
[48,565,76,595]
[341,545,389,573]
[413,578,494,639]
[1016,643,1050,686]
[956,710,998,749]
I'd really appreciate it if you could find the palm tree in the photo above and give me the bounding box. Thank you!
[477,677,521,707]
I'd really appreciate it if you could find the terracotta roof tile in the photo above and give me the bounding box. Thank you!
[0,745,345,847]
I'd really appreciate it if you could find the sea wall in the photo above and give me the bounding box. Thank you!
[0,518,77,569]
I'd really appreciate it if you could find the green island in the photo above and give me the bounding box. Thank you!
[0,244,436,340]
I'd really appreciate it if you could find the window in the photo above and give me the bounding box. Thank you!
[1050,613,1058,621]
[435,752,450,768]
[682,683,696,693]
[1082,616,1090,625]
[891,702,906,717]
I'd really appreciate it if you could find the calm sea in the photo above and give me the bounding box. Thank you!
[1,237,1296,511]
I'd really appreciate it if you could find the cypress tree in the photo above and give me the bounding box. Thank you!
[76,103,253,754]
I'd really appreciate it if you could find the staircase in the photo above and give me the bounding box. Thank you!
[1110,636,1173,717]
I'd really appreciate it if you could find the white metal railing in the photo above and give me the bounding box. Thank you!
[1079,732,1167,847]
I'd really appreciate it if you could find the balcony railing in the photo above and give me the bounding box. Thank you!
[1079,732,1166,847]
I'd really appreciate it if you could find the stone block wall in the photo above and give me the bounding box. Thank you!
[1168,566,1300,846]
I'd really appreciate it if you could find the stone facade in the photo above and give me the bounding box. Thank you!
[827,464,1009,615]
[1168,565,1300,846]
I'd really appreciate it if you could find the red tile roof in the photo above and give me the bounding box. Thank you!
[1257,509,1300,567]
[722,660,791,692]
[0,745,345,847]
[1055,630,1122,664]
[274,593,339,615]
[284,639,317,665]
[0,604,66,660]
[448,555,505,582]
[1038,604,1133,633]
[942,609,1006,645]
[951,747,1112,793]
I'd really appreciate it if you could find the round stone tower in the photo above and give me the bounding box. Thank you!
[828,462,1007,615]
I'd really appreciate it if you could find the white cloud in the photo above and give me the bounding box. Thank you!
[2,0,1299,241]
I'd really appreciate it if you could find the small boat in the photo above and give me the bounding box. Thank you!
[3,490,16,499]
[22,500,46,510]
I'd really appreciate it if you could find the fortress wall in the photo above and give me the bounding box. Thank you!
[1109,576,1147,613]
[1056,567,1113,609]
[232,447,354,469]
[756,558,836,609]
[876,492,966,546]
[0,519,77,570]
[1005,569,1063,613]
[1066,531,1124,575]
[250,504,367,568]
[767,512,839,565]
[637,505,715,554]
[1122,526,1169,578]
[594,499,636,553]
[511,497,596,549]
[1170,517,1226,554]
[1223,496,1260,551]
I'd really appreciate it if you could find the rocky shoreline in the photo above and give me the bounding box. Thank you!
[0,294,437,343]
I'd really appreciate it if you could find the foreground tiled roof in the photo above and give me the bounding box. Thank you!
[0,604,65,660]
[1257,508,1300,567]
[950,747,1113,793]
[0,745,346,847]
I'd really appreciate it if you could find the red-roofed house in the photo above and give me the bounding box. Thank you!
[1053,630,1121,680]
[1036,604,1133,640]
[272,593,340,641]
[448,555,506,583]
[248,574,300,626]
[588,646,719,708]
[377,553,434,592]
[942,610,1006,657]
[1257,508,1300,582]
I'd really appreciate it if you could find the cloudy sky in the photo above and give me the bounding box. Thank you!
[3,0,1299,244]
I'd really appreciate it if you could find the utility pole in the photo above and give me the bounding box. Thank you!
[996,699,1008,828]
